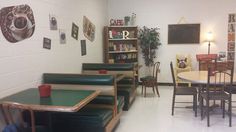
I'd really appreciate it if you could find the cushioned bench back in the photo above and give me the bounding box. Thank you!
[82,63,134,71]
[82,63,136,77]
[43,73,115,96]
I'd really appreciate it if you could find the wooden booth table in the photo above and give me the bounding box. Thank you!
[0,88,100,126]
[0,88,100,112]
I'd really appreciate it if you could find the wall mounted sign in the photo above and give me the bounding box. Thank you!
[43,37,51,50]
[59,29,66,44]
[49,14,58,30]
[71,22,79,40]
[227,14,236,61]
[0,4,35,43]
[81,40,86,56]
[168,24,200,44]
[109,19,124,26]
[83,16,95,42]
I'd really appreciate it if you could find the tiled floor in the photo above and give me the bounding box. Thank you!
[115,86,236,132]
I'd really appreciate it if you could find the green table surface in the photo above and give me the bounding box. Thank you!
[0,88,99,112]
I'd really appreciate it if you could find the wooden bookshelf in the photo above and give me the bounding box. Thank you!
[104,26,138,64]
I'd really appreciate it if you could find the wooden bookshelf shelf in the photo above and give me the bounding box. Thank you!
[108,50,138,54]
[108,38,138,41]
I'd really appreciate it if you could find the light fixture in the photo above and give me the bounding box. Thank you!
[206,31,213,54]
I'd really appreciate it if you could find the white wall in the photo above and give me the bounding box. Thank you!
[108,0,236,83]
[0,0,107,129]
[0,0,108,98]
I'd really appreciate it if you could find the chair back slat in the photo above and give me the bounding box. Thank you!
[170,62,177,90]
[153,62,160,81]
[206,61,234,98]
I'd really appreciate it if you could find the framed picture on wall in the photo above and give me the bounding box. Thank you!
[49,14,58,30]
[227,51,235,61]
[0,4,35,43]
[59,29,66,44]
[43,37,51,50]
[83,16,95,42]
[81,40,86,56]
[168,24,200,44]
[71,22,79,40]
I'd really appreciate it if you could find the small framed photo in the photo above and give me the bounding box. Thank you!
[81,40,86,56]
[227,51,235,61]
[218,51,226,61]
[43,37,51,50]
[49,14,58,30]
[59,29,66,44]
[71,22,79,40]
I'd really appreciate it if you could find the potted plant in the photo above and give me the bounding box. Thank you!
[138,26,161,67]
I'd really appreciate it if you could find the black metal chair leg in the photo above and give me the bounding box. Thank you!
[155,85,160,97]
[200,97,204,120]
[229,99,232,127]
[194,95,197,117]
[171,95,175,116]
[207,99,210,127]
[222,100,225,118]
[141,83,144,95]
[144,86,146,97]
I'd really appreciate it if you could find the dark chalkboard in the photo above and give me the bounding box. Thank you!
[168,24,200,44]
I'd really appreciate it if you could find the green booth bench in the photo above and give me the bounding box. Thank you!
[42,73,124,132]
[82,63,139,111]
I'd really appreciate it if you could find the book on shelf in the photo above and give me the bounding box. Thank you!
[109,29,136,39]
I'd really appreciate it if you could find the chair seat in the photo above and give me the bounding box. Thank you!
[201,91,230,100]
[175,87,197,95]
[140,76,154,81]
[225,86,236,94]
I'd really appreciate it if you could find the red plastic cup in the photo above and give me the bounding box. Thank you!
[38,84,51,97]
[98,70,107,74]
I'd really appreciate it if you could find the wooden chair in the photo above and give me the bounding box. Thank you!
[140,62,160,97]
[2,102,48,132]
[170,62,197,117]
[225,62,236,110]
[199,66,233,127]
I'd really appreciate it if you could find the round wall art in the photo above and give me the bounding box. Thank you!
[0,4,35,43]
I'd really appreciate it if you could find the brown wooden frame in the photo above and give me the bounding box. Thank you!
[1,90,100,113]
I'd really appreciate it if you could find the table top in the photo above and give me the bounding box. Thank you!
[0,88,100,112]
[177,71,236,84]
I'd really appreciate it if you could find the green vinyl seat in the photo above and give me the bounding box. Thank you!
[117,77,133,85]
[117,85,133,110]
[90,95,115,105]
[51,107,113,132]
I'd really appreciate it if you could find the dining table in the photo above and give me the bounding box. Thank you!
[177,70,236,84]
[177,70,236,109]
[0,88,100,124]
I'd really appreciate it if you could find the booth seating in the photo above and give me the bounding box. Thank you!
[82,63,139,110]
[42,73,124,132]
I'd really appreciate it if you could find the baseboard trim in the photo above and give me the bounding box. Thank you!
[138,82,202,87]
[138,82,173,86]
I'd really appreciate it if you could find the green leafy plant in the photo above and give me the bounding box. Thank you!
[138,26,161,66]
